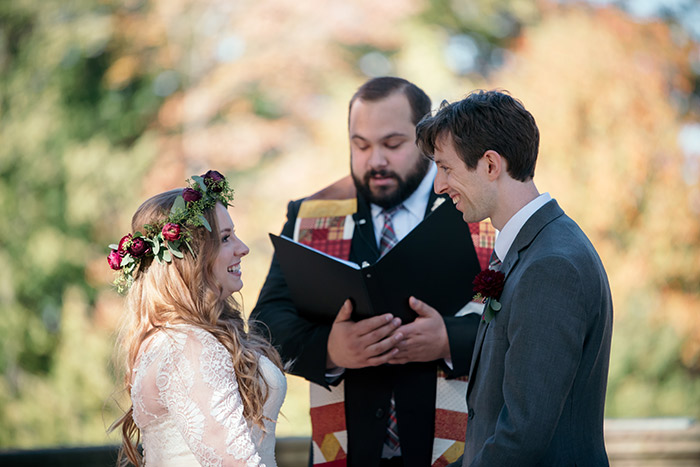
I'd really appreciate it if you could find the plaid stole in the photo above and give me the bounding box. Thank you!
[293,188,496,467]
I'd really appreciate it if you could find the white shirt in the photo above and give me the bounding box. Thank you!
[494,192,552,263]
[370,164,437,244]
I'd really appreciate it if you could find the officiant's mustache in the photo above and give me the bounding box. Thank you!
[365,169,399,183]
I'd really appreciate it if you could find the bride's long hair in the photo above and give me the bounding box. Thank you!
[110,189,282,466]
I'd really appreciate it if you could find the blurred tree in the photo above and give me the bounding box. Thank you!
[0,0,163,446]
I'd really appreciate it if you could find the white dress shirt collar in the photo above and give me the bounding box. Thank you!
[370,163,437,242]
[494,192,552,263]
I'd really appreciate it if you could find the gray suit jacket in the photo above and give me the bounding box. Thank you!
[462,199,612,466]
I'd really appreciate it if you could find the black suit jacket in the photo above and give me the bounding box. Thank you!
[252,185,482,467]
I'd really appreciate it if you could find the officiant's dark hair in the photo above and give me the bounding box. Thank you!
[349,76,432,126]
[415,90,539,182]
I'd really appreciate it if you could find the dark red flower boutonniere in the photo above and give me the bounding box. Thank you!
[473,269,506,323]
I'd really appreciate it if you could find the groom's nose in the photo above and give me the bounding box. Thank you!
[434,169,448,194]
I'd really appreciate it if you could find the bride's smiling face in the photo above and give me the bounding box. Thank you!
[212,203,249,298]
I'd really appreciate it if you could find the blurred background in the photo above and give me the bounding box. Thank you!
[1,0,699,451]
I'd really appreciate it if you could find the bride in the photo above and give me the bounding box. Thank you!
[109,170,286,466]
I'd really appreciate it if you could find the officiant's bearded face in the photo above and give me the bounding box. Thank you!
[349,90,431,210]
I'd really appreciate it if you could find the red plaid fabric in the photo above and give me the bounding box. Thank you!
[298,216,352,258]
[469,221,496,270]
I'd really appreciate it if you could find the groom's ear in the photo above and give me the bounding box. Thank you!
[482,150,504,181]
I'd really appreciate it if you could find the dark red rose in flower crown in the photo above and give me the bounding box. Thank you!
[127,237,149,257]
[162,223,181,241]
[118,234,132,254]
[472,269,506,300]
[107,250,123,270]
[201,170,225,192]
[182,187,202,203]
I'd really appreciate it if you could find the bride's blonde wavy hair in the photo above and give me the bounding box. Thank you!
[110,189,282,467]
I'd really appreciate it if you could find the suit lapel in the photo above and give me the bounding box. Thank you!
[466,200,565,398]
[425,190,448,217]
[467,320,488,398]
[500,200,564,278]
[351,192,380,262]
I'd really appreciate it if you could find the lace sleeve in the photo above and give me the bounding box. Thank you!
[157,327,264,467]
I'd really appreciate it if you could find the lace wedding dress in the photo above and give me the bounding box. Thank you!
[131,324,287,466]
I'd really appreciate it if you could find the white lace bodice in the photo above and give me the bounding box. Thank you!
[131,324,286,466]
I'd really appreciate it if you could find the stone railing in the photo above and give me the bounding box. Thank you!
[606,418,700,466]
[1,418,698,466]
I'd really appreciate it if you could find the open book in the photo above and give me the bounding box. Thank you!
[269,201,481,324]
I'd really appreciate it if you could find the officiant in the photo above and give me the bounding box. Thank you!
[252,77,494,467]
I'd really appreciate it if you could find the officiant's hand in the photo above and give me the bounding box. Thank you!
[327,299,403,369]
[388,297,450,364]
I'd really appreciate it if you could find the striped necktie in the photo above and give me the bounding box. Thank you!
[379,204,402,257]
[379,204,402,457]
[489,250,502,271]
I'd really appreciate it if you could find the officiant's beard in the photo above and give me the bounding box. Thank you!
[352,156,431,209]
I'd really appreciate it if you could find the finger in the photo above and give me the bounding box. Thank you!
[334,299,353,323]
[387,353,410,365]
[355,313,399,337]
[395,322,418,338]
[394,336,415,351]
[365,331,403,358]
[389,344,424,364]
[366,347,399,367]
[409,296,438,317]
[359,317,402,344]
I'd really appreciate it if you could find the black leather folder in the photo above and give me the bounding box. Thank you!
[269,201,481,324]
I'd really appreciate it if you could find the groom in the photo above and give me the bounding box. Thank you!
[415,90,613,466]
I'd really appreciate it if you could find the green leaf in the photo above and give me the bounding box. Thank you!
[108,244,119,250]
[184,240,196,257]
[192,175,206,192]
[121,255,134,266]
[171,195,186,214]
[198,214,211,232]
[168,244,184,258]
[162,248,172,262]
[152,238,160,255]
[482,298,502,324]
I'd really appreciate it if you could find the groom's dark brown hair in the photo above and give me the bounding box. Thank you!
[416,89,540,182]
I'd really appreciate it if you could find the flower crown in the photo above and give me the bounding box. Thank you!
[107,170,235,293]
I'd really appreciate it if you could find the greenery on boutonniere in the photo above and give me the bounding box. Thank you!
[472,269,506,323]
[107,170,234,294]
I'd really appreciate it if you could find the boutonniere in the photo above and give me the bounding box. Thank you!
[431,197,446,212]
[472,269,506,323]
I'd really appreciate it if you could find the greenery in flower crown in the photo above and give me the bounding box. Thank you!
[107,170,235,293]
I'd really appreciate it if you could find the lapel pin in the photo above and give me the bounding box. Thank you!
[431,197,446,211]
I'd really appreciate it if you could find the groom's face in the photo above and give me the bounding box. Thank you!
[433,135,494,223]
